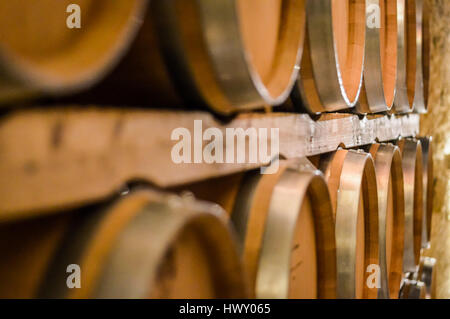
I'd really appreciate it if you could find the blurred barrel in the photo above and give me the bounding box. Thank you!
[38,190,247,298]
[290,0,366,113]
[0,0,147,104]
[406,0,427,113]
[391,0,410,113]
[230,159,337,299]
[71,0,306,114]
[357,0,398,113]
[0,213,71,298]
[422,0,431,109]
[399,278,426,299]
[319,150,379,299]
[369,144,405,299]
[420,136,433,247]
[396,139,423,272]
[417,256,437,299]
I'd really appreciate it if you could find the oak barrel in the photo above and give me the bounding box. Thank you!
[391,0,411,113]
[319,149,379,299]
[76,0,306,114]
[396,139,423,272]
[229,159,337,299]
[38,190,247,298]
[357,0,398,113]
[290,0,366,113]
[0,0,146,103]
[369,143,405,299]
[406,0,427,113]
[422,0,431,109]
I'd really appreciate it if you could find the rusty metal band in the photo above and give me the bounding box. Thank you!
[419,136,433,247]
[396,139,423,272]
[392,0,412,113]
[411,0,427,113]
[369,144,405,299]
[321,150,379,299]
[297,0,365,112]
[39,190,247,298]
[357,0,394,114]
[0,0,148,103]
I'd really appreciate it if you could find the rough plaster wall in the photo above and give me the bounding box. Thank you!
[420,0,450,299]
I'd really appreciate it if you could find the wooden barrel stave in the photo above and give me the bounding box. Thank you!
[319,149,379,299]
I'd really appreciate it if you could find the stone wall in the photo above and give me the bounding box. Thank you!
[420,0,450,299]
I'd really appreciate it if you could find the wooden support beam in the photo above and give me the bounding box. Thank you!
[0,108,419,221]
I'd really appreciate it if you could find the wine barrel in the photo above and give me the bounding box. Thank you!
[396,139,423,272]
[0,213,71,298]
[406,0,427,113]
[73,0,306,114]
[230,159,337,299]
[422,0,431,109]
[399,278,426,299]
[0,0,147,103]
[357,0,398,113]
[419,136,433,247]
[417,256,437,299]
[290,0,366,113]
[391,0,411,113]
[368,144,405,299]
[319,149,379,299]
[38,190,247,298]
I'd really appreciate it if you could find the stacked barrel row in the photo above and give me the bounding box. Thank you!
[0,0,431,115]
[0,137,434,299]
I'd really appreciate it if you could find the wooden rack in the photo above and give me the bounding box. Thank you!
[0,108,419,221]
